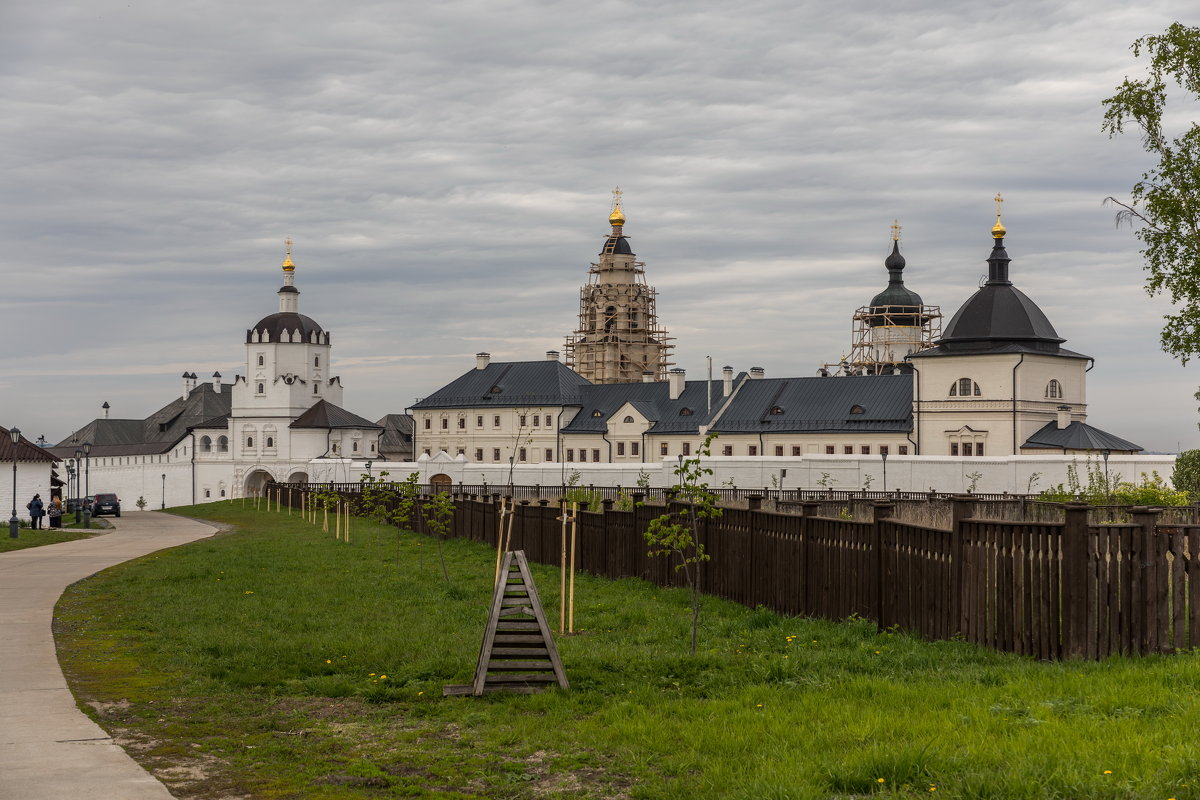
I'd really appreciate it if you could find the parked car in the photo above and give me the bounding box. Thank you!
[91,493,121,517]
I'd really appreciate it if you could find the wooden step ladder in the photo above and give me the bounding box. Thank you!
[444,550,569,696]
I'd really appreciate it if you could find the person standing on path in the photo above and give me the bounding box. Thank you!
[27,494,44,529]
[47,497,62,529]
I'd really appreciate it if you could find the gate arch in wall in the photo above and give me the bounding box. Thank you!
[243,469,275,497]
[286,471,309,485]
[430,473,453,489]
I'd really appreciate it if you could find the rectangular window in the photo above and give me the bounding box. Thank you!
[723,445,733,456]
[748,445,758,456]
[683,443,691,456]
[631,442,639,456]
[423,448,431,456]
[617,442,625,456]
[476,415,483,427]
[532,416,539,427]
[519,415,527,427]
[519,447,527,462]
[880,445,889,456]
[566,449,575,461]
[457,418,465,429]
[579,449,586,462]
[899,445,909,455]
[661,443,669,456]
[976,442,984,456]
[592,449,601,462]
[545,448,553,461]
[424,418,431,429]
[493,415,501,427]
[545,415,554,427]
[950,442,959,456]
[963,442,973,456]
[844,445,853,455]
[441,418,448,429]
[492,448,501,461]
[775,445,784,456]
[474,449,483,461]
[861,445,871,455]
[825,445,835,454]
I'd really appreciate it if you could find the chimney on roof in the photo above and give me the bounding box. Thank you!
[1057,404,1071,430]
[213,371,222,392]
[476,352,491,370]
[102,401,110,419]
[545,350,560,361]
[722,366,734,397]
[750,367,765,380]
[642,370,655,383]
[182,372,193,399]
[668,368,686,400]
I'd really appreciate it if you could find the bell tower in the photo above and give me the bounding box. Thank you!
[564,189,674,383]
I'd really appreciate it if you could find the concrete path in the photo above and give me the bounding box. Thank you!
[0,513,216,800]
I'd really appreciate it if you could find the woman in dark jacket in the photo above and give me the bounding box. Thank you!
[28,494,44,529]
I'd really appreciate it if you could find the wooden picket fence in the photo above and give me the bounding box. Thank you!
[275,485,1200,660]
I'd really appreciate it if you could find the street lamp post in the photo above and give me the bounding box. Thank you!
[65,462,75,522]
[881,450,888,493]
[73,449,82,523]
[161,473,166,510]
[10,427,21,538]
[82,441,92,528]
[1102,449,1112,505]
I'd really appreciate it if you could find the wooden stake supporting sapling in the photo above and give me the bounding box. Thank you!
[494,497,510,585]
[343,501,350,543]
[569,501,578,634]
[559,500,568,634]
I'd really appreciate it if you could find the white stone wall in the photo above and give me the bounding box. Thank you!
[57,455,194,510]
[0,462,56,523]
[362,453,1180,495]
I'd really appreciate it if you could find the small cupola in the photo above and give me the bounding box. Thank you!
[866,220,925,327]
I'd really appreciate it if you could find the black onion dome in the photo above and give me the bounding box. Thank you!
[247,312,326,343]
[939,235,1063,352]
[601,235,633,256]
[866,241,924,327]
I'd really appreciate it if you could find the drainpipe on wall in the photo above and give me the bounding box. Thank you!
[1011,353,1025,455]
[908,362,921,455]
[190,432,196,505]
[557,408,568,484]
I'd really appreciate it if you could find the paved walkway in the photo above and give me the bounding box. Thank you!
[0,513,216,800]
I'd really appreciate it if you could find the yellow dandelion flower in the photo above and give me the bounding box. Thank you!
[325,659,331,664]
[755,703,763,708]
[877,778,885,784]
[381,675,387,679]
[369,672,376,676]
[243,590,254,595]
[929,787,936,792]
[418,691,424,696]
[1103,771,1112,775]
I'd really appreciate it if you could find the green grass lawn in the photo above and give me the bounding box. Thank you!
[54,503,1200,800]
[0,520,109,552]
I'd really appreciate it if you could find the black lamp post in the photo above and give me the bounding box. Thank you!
[881,450,888,493]
[1102,449,1112,504]
[9,427,21,538]
[161,473,166,510]
[73,449,82,523]
[82,441,92,528]
[65,462,75,521]
[365,460,373,479]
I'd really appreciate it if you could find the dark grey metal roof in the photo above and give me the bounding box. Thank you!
[411,361,592,410]
[376,414,414,458]
[290,400,383,430]
[911,342,1091,359]
[1022,421,1142,453]
[247,312,326,343]
[561,380,726,434]
[867,241,924,326]
[601,235,632,255]
[711,374,913,434]
[52,383,233,457]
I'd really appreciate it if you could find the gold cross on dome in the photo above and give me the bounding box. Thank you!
[284,237,293,258]
[994,192,1004,216]
[890,219,901,241]
[611,186,623,210]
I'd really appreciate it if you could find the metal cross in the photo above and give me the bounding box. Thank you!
[890,219,901,241]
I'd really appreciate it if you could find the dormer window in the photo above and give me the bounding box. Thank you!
[1046,379,1062,399]
[850,405,864,415]
[489,385,502,393]
[949,378,981,397]
[623,415,635,423]
[679,408,693,416]
[770,406,784,415]
[591,409,603,418]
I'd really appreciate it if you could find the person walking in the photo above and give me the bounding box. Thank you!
[27,494,45,529]
[48,496,62,529]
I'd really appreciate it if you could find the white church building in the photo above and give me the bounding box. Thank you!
[50,246,382,505]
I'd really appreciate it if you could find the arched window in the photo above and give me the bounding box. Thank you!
[849,405,865,415]
[591,409,603,418]
[266,437,274,448]
[314,355,320,368]
[257,355,264,366]
[1046,379,1062,399]
[770,406,785,415]
[949,378,981,397]
[623,415,635,423]
[246,437,254,448]
[352,441,359,452]
[313,384,319,394]
[199,436,212,452]
[217,436,229,452]
[257,382,264,394]
[604,306,617,332]
[679,407,693,416]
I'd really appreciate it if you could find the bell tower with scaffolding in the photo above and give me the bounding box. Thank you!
[821,221,941,376]
[564,189,674,383]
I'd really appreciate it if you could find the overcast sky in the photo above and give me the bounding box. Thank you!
[2,0,1197,453]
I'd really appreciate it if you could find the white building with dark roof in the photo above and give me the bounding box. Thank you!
[51,245,382,504]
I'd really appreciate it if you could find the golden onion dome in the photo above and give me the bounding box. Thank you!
[609,203,626,227]
[991,192,1006,239]
[282,238,296,271]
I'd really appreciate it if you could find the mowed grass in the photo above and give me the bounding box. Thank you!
[54,503,1200,800]
[0,523,108,552]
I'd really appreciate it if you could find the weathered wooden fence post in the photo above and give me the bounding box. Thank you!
[1062,502,1091,659]
[1130,505,1161,654]
[951,495,974,637]
[871,500,895,628]
[799,501,820,616]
